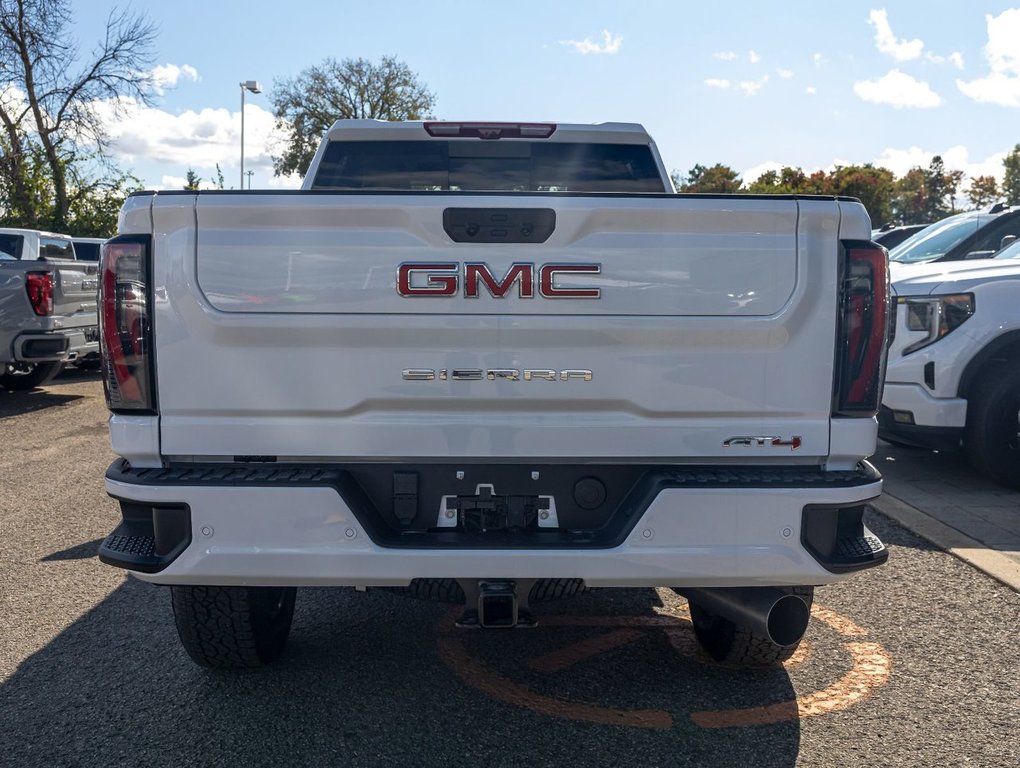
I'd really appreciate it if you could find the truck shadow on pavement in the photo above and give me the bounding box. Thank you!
[39,538,103,561]
[0,367,101,418]
[0,389,84,418]
[0,582,806,768]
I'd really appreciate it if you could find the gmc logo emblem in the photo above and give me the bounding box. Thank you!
[397,262,601,299]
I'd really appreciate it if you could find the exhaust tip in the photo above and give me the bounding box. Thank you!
[767,594,811,647]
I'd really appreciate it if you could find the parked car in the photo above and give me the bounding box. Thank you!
[71,236,108,262]
[872,223,929,250]
[0,228,99,389]
[881,256,1020,489]
[888,204,1020,265]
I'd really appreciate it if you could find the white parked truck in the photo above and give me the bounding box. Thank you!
[882,251,1020,489]
[98,120,890,669]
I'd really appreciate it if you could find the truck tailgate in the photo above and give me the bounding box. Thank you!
[151,193,840,460]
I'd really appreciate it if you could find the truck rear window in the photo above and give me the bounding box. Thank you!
[311,141,666,193]
[0,234,23,260]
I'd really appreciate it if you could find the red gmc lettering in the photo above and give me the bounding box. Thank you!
[397,263,459,297]
[540,264,602,298]
[464,263,534,298]
[397,263,602,299]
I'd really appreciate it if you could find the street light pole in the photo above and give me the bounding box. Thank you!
[239,80,262,189]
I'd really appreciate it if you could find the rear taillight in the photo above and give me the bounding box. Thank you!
[26,272,54,316]
[834,241,890,416]
[423,122,556,139]
[100,236,155,413]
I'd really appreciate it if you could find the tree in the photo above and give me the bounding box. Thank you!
[922,156,962,219]
[0,0,155,230]
[1003,145,1020,206]
[966,175,1000,209]
[66,170,141,237]
[270,56,436,178]
[674,163,742,193]
[829,165,895,228]
[183,169,202,191]
[892,168,929,225]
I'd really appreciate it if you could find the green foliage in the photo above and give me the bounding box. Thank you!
[183,169,202,191]
[922,156,963,219]
[1003,145,1020,206]
[65,171,141,237]
[966,175,1000,209]
[675,163,742,193]
[891,169,928,225]
[271,56,436,178]
[830,165,895,227]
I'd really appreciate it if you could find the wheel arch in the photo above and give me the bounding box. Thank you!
[958,330,1020,400]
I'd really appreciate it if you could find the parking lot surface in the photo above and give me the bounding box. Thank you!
[1,372,1018,767]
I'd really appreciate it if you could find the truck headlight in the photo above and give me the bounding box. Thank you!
[900,293,974,355]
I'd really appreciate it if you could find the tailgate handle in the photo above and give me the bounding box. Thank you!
[443,208,555,243]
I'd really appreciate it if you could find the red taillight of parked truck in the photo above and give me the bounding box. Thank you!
[833,241,890,416]
[25,272,54,316]
[100,236,155,413]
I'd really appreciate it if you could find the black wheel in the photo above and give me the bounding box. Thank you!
[965,362,1020,490]
[394,578,586,604]
[686,586,813,667]
[0,361,63,390]
[171,585,296,669]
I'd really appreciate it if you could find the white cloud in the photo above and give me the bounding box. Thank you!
[853,69,941,108]
[560,30,623,55]
[748,50,761,64]
[713,51,737,61]
[806,86,818,95]
[957,9,1020,106]
[777,68,794,79]
[868,9,924,61]
[157,173,220,191]
[949,52,965,70]
[265,173,303,189]
[705,79,731,89]
[742,161,783,184]
[738,75,769,95]
[95,97,280,187]
[874,145,1007,181]
[149,63,199,96]
[813,53,828,68]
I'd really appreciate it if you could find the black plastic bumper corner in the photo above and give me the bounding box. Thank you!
[97,501,191,573]
[801,501,888,573]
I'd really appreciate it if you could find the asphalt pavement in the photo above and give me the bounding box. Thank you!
[1,372,1018,768]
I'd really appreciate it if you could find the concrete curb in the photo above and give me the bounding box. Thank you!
[871,493,1020,593]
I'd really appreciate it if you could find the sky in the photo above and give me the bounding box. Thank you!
[62,0,1020,192]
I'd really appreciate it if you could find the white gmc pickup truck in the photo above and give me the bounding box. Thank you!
[98,120,890,669]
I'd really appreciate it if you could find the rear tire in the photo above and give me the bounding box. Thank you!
[0,361,63,390]
[965,362,1020,490]
[686,586,813,667]
[170,585,296,669]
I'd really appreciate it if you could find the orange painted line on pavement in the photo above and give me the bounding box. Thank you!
[436,634,673,730]
[689,641,891,728]
[527,629,645,674]
[810,604,869,637]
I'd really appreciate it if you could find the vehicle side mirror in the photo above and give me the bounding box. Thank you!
[1000,235,1018,250]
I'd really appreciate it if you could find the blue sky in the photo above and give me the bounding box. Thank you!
[69,0,1020,191]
